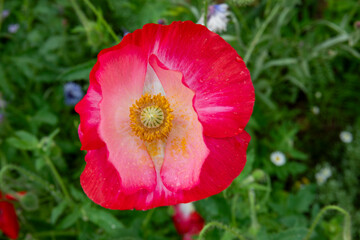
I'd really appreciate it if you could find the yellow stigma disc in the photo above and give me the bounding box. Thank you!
[129,93,173,142]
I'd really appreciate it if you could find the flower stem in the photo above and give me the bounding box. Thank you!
[82,0,120,43]
[303,205,352,240]
[244,4,280,63]
[203,0,208,28]
[249,188,259,236]
[198,221,246,240]
[0,164,62,200]
[0,0,4,31]
[44,156,73,205]
[69,0,89,29]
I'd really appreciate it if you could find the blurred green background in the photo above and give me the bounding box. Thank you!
[0,0,359,239]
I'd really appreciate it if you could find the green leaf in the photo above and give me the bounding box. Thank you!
[32,109,58,126]
[285,75,308,93]
[313,34,349,53]
[289,149,308,160]
[287,162,307,175]
[57,60,96,82]
[256,91,277,110]
[340,44,360,59]
[84,207,124,234]
[40,36,65,53]
[35,158,46,171]
[51,201,68,224]
[0,64,14,99]
[58,210,81,229]
[263,58,298,69]
[6,131,39,150]
[288,186,315,213]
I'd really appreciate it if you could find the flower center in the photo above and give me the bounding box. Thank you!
[129,93,173,142]
[140,106,164,128]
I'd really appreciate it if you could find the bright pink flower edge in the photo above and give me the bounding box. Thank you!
[76,21,255,210]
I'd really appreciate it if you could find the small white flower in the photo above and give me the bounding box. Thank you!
[270,151,286,166]
[315,167,332,185]
[315,173,326,185]
[315,91,322,99]
[312,106,320,115]
[197,4,230,33]
[321,167,332,179]
[339,131,353,143]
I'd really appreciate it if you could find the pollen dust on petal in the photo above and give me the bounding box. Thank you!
[169,136,189,159]
[147,141,159,157]
[145,140,165,171]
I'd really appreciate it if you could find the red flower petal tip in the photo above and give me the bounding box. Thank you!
[76,21,254,210]
[0,192,20,239]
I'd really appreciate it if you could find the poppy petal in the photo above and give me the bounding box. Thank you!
[97,45,157,194]
[182,130,251,200]
[0,201,19,239]
[149,55,209,192]
[75,77,104,150]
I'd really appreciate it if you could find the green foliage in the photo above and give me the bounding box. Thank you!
[0,0,359,239]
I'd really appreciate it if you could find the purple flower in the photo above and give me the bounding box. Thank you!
[8,23,19,34]
[2,9,10,19]
[64,82,84,106]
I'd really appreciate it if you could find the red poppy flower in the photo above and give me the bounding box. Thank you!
[76,21,254,210]
[172,203,204,240]
[0,192,23,239]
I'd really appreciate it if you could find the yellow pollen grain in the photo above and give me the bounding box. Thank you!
[180,138,187,153]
